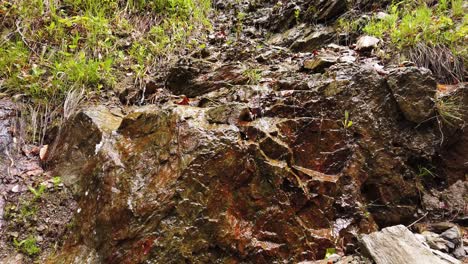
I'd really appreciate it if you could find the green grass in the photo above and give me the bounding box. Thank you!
[436,95,465,127]
[338,0,466,83]
[243,68,262,85]
[14,236,41,256]
[0,0,211,142]
[362,1,466,50]
[336,0,468,83]
[28,183,47,201]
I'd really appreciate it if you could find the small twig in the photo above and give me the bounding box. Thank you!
[407,212,429,228]
[15,20,39,56]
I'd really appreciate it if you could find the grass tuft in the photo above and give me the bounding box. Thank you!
[1,0,212,143]
[338,0,467,83]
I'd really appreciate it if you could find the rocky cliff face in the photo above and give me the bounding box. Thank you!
[45,53,466,264]
[1,0,466,263]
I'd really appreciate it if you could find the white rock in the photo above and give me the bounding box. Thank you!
[11,185,20,193]
[360,225,450,264]
[356,36,380,51]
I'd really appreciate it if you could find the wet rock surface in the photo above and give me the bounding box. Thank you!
[45,57,466,262]
[1,0,467,263]
[387,67,437,123]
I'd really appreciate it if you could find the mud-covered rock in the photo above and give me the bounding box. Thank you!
[45,106,123,192]
[422,181,468,222]
[48,105,355,263]
[387,67,437,123]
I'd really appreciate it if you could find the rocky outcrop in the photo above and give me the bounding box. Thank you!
[43,53,459,262]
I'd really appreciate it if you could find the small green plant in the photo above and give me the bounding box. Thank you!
[243,68,262,85]
[451,0,464,17]
[418,166,435,177]
[364,211,371,218]
[236,12,247,38]
[13,236,40,256]
[52,176,62,188]
[19,203,38,219]
[28,184,47,200]
[342,110,353,129]
[294,8,301,23]
[324,248,336,259]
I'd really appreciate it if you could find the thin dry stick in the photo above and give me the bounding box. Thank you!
[407,212,429,228]
[15,20,39,56]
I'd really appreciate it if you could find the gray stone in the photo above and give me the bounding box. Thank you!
[423,231,450,252]
[441,226,462,242]
[360,225,448,264]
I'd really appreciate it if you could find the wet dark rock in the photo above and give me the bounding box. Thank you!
[311,0,348,22]
[269,0,347,31]
[289,26,335,52]
[387,67,437,123]
[45,106,123,192]
[354,0,392,10]
[206,103,252,124]
[166,61,248,97]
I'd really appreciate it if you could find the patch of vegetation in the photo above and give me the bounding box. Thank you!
[236,11,247,38]
[324,248,336,259]
[52,176,62,189]
[0,0,212,142]
[417,166,435,177]
[363,1,466,49]
[243,68,262,85]
[436,95,465,127]
[14,236,41,256]
[342,110,353,129]
[339,0,467,83]
[28,183,47,201]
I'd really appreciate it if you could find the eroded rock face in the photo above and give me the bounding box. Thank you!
[166,61,248,97]
[45,57,455,262]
